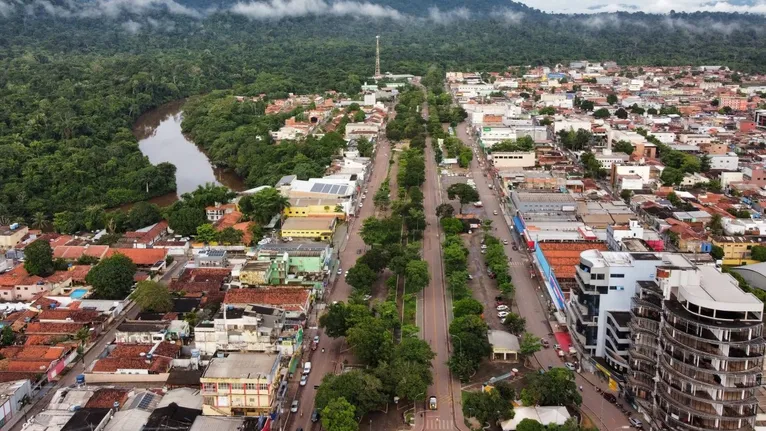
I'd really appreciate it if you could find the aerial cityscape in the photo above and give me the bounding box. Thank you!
[3,1,766,431]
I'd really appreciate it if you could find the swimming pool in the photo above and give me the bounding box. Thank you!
[70,289,88,299]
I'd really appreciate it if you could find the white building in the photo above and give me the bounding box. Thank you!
[344,123,379,141]
[594,149,630,169]
[490,151,536,169]
[709,154,739,171]
[720,171,744,188]
[553,118,591,134]
[0,380,31,428]
[612,164,656,185]
[569,251,694,375]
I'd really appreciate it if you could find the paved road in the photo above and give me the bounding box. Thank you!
[8,301,141,431]
[455,122,632,431]
[285,118,395,431]
[414,101,462,431]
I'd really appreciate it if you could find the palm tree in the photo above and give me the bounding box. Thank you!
[74,327,91,347]
[31,212,50,230]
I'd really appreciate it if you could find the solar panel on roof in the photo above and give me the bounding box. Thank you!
[137,393,155,409]
[310,184,323,193]
[339,186,348,195]
[322,184,332,193]
[330,185,340,194]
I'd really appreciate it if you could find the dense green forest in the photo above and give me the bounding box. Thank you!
[1,1,766,221]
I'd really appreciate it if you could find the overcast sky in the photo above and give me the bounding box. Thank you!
[518,0,766,14]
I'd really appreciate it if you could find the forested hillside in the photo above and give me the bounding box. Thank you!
[1,1,766,220]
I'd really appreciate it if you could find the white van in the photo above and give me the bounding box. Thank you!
[303,362,312,375]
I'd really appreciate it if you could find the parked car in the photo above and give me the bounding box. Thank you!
[493,210,498,215]
[313,335,320,344]
[344,270,349,277]
[564,362,576,371]
[337,268,342,275]
[496,304,509,311]
[290,400,299,412]
[629,417,643,429]
[480,245,487,249]
[299,375,308,386]
[603,393,617,403]
[497,311,510,318]
[541,339,550,348]
[467,274,474,280]
[311,410,320,423]
[503,239,508,245]
[481,250,486,254]
[512,245,518,251]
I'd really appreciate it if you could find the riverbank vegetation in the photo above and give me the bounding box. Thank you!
[3,5,766,222]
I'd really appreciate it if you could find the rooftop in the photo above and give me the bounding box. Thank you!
[513,191,576,203]
[202,353,280,379]
[106,248,167,266]
[110,342,181,359]
[487,330,520,351]
[91,356,171,373]
[224,287,310,312]
[281,217,336,231]
[116,321,169,333]
[60,408,111,431]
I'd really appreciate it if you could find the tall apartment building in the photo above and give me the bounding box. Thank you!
[627,262,764,431]
[569,251,669,378]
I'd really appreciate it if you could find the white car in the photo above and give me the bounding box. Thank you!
[290,400,299,412]
[480,245,487,249]
[481,250,486,254]
[503,239,508,245]
[564,362,576,371]
[299,375,308,386]
[344,270,349,277]
[496,305,509,311]
[337,268,342,275]
[493,210,498,215]
[497,311,510,318]
[629,417,643,428]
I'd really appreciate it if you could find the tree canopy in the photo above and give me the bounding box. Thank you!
[132,280,173,312]
[24,240,55,277]
[85,253,137,300]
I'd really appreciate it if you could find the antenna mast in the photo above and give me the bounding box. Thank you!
[375,35,381,79]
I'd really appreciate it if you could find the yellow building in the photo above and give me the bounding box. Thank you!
[284,198,346,220]
[0,224,28,248]
[711,236,761,266]
[281,217,336,241]
[200,353,282,416]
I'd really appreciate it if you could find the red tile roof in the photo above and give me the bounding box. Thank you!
[110,342,180,359]
[215,211,243,231]
[0,372,38,383]
[6,360,54,373]
[0,266,43,288]
[539,242,608,279]
[38,309,100,323]
[25,322,86,335]
[91,356,171,373]
[53,245,109,260]
[0,346,67,361]
[106,248,167,266]
[44,266,91,283]
[122,221,168,245]
[85,388,130,409]
[224,287,310,312]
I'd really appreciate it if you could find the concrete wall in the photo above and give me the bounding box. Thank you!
[83,373,169,383]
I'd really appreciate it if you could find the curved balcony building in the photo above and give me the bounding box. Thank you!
[628,261,764,431]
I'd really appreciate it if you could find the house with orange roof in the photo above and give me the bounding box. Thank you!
[224,287,311,320]
[106,248,167,268]
[118,221,168,249]
[0,345,73,381]
[0,265,91,301]
[53,245,109,261]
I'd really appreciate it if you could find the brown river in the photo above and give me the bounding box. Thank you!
[132,100,246,206]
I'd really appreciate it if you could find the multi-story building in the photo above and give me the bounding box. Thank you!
[194,304,302,357]
[200,353,282,416]
[510,191,577,216]
[711,236,765,266]
[490,151,536,169]
[569,251,673,379]
[627,263,764,431]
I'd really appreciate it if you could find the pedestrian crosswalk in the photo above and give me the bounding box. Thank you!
[423,417,454,430]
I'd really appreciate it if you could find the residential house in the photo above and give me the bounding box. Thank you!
[200,353,282,416]
[90,342,180,375]
[194,250,227,268]
[114,321,170,344]
[107,248,168,270]
[206,204,238,223]
[0,266,91,301]
[116,221,169,249]
[53,245,109,261]
[169,268,230,304]
[284,198,347,220]
[224,287,311,323]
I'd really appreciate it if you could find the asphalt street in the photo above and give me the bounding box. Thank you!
[454,121,633,431]
[284,114,396,431]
